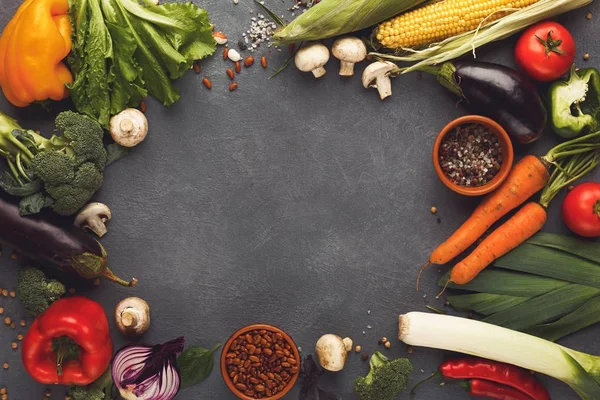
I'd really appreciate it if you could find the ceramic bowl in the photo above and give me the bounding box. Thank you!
[433,115,514,196]
[221,323,300,400]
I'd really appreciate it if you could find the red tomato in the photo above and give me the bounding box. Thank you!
[562,182,600,238]
[514,21,576,82]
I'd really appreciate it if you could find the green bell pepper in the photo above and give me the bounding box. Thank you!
[549,65,600,139]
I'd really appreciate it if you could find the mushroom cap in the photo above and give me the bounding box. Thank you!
[109,108,148,147]
[332,36,367,63]
[295,43,330,73]
[74,202,112,237]
[315,334,348,372]
[362,61,397,88]
[115,297,151,336]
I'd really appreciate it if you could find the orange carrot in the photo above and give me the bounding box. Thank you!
[431,155,548,264]
[449,202,547,285]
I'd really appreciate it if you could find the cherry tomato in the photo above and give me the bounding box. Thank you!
[515,21,576,82]
[562,182,600,238]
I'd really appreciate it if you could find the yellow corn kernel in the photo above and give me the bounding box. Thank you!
[377,0,540,49]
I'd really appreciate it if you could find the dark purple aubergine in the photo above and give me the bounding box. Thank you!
[433,61,547,144]
[0,197,136,286]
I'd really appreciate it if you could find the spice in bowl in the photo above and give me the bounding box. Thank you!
[222,325,300,399]
[439,123,502,187]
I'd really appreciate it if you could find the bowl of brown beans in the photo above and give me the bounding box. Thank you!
[433,115,514,196]
[221,324,301,399]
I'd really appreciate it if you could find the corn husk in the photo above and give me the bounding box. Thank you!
[370,0,592,73]
[272,0,429,44]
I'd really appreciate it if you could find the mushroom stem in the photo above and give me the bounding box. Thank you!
[339,61,355,76]
[119,119,134,137]
[121,310,138,328]
[376,76,392,100]
[312,66,327,78]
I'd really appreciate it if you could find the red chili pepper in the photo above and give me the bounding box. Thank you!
[469,379,534,400]
[440,358,550,400]
[21,297,113,385]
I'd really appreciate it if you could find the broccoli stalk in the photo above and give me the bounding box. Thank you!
[16,267,66,317]
[353,351,413,400]
[0,110,107,216]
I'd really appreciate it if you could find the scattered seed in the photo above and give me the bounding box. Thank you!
[193,63,201,74]
[4,317,10,325]
[354,345,361,353]
[202,77,212,89]
[430,206,437,214]
[568,185,575,191]
[361,353,369,361]
[229,82,239,92]
[17,334,23,341]
[9,323,15,329]
[45,389,51,397]
[407,346,413,354]
[261,56,268,68]
[1,394,6,400]
[8,292,15,298]
[228,49,242,62]
[10,342,17,350]
[19,320,25,327]
[384,341,391,349]
[2,363,7,370]
[68,288,76,295]
[244,56,255,67]
[233,0,238,4]
[223,47,229,60]
[584,53,590,61]
[367,310,371,315]
[586,12,593,19]
[139,101,147,113]
[93,278,101,286]
[1,290,7,297]
[367,325,372,329]
[213,32,228,45]
[10,252,17,260]
[0,308,3,315]
[226,69,235,80]
[0,388,5,394]
[235,61,242,73]
[381,337,388,344]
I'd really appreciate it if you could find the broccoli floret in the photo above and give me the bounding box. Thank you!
[16,268,66,317]
[67,385,105,400]
[0,110,107,216]
[354,351,413,400]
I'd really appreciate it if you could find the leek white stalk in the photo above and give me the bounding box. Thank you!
[398,312,600,400]
[371,0,591,73]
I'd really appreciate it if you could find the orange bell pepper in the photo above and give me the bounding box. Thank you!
[0,0,73,107]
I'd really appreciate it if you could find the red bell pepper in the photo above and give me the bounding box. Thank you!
[22,296,113,385]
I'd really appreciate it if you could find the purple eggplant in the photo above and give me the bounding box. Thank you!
[429,61,547,144]
[0,197,136,286]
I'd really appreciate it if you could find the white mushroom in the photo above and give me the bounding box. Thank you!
[74,202,112,237]
[315,334,352,372]
[332,37,367,76]
[115,297,151,337]
[362,61,398,100]
[109,108,148,147]
[295,43,330,78]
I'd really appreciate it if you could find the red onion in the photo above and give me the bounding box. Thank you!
[112,337,184,400]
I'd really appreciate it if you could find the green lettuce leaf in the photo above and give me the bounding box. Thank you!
[68,0,216,125]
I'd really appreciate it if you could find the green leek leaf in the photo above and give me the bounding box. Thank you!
[527,296,600,342]
[448,293,528,316]
[482,284,600,331]
[528,232,600,265]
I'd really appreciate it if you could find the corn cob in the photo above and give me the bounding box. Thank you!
[376,0,541,49]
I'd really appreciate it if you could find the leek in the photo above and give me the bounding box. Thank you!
[371,0,591,73]
[272,0,429,44]
[399,312,600,400]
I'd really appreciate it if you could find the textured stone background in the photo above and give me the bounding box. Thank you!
[0,0,599,398]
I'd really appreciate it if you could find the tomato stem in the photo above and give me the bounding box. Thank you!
[535,31,566,56]
[594,200,600,218]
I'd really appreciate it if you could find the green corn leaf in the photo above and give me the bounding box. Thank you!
[440,269,569,297]
[495,243,600,288]
[448,293,529,315]
[482,284,600,331]
[528,232,600,265]
[527,296,600,342]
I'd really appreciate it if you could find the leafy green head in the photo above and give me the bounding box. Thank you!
[16,268,66,317]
